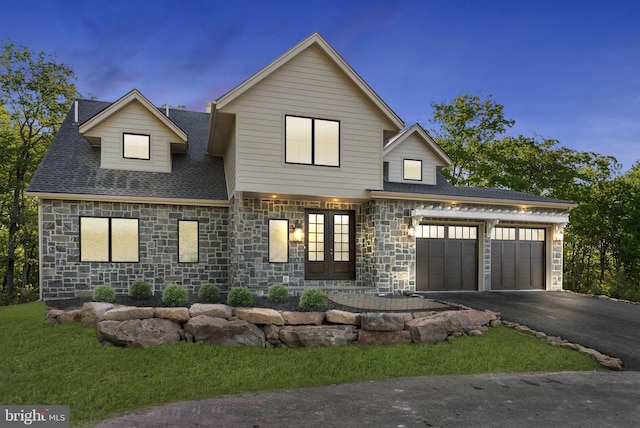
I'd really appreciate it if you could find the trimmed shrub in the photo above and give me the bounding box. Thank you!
[129,280,152,300]
[162,284,189,307]
[299,288,328,311]
[227,287,253,307]
[198,283,220,303]
[267,284,289,303]
[93,285,115,303]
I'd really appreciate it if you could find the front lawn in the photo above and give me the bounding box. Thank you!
[0,302,600,426]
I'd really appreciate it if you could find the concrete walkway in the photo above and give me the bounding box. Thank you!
[327,293,450,311]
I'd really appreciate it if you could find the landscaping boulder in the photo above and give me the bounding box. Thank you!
[325,309,360,326]
[278,325,358,347]
[234,307,284,325]
[81,302,114,328]
[406,310,494,344]
[185,315,265,347]
[57,309,82,324]
[155,307,190,323]
[357,330,411,346]
[360,313,405,331]
[97,318,183,348]
[189,303,233,319]
[103,306,155,322]
[281,311,325,325]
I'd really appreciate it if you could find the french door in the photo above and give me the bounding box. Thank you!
[305,209,355,280]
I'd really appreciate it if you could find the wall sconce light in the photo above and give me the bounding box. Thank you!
[406,217,417,237]
[553,223,567,241]
[291,220,304,242]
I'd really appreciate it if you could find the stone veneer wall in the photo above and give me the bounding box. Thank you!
[39,199,229,299]
[228,192,374,290]
[370,199,418,294]
[551,238,564,290]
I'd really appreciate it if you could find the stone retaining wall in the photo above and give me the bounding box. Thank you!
[47,303,499,349]
[45,303,622,370]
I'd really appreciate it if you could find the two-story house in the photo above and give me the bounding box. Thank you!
[27,33,575,300]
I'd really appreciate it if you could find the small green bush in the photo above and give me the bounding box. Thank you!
[227,287,254,307]
[198,283,220,303]
[93,285,115,303]
[162,284,189,307]
[299,288,328,311]
[129,280,152,300]
[267,284,289,303]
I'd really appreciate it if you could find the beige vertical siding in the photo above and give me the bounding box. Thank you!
[83,101,182,173]
[220,45,399,199]
[383,133,443,185]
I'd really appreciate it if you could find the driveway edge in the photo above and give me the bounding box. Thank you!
[441,301,623,370]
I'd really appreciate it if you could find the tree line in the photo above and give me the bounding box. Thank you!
[0,41,637,303]
[429,93,639,301]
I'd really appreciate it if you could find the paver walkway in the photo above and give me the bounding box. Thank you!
[327,293,450,311]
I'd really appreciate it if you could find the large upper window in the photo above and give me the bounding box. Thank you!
[403,159,422,181]
[123,133,150,160]
[80,217,139,262]
[285,116,339,166]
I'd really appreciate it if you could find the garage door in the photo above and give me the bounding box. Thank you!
[416,225,478,291]
[491,227,545,290]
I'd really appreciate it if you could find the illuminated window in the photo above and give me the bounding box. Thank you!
[403,159,422,181]
[123,133,150,160]
[307,214,325,261]
[285,115,339,166]
[178,220,199,263]
[268,219,289,263]
[80,217,139,262]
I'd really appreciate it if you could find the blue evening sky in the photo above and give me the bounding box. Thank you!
[2,0,638,171]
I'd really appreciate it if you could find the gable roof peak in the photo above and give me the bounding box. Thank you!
[213,32,404,129]
[78,89,188,142]
[384,123,452,166]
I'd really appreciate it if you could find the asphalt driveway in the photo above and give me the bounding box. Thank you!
[425,291,640,371]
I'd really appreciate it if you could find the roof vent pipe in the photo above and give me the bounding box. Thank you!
[165,102,169,117]
[73,100,79,125]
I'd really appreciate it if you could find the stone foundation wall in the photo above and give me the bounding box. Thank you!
[39,199,229,299]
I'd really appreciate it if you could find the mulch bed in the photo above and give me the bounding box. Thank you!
[45,293,355,312]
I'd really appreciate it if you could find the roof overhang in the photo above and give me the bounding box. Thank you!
[370,190,578,211]
[206,104,235,156]
[411,206,570,225]
[27,192,228,208]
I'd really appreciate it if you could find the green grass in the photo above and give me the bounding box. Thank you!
[0,302,599,426]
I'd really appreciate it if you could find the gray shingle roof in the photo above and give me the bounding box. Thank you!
[28,99,228,201]
[380,172,575,206]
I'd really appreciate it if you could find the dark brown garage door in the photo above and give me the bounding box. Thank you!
[416,225,478,291]
[491,227,545,290]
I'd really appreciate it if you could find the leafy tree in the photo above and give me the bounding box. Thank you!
[429,93,514,186]
[429,92,635,299]
[0,40,78,297]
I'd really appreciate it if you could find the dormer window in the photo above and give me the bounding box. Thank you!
[285,115,339,166]
[403,159,422,181]
[123,133,150,160]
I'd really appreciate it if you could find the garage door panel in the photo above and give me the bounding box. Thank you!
[491,228,545,290]
[416,226,477,291]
